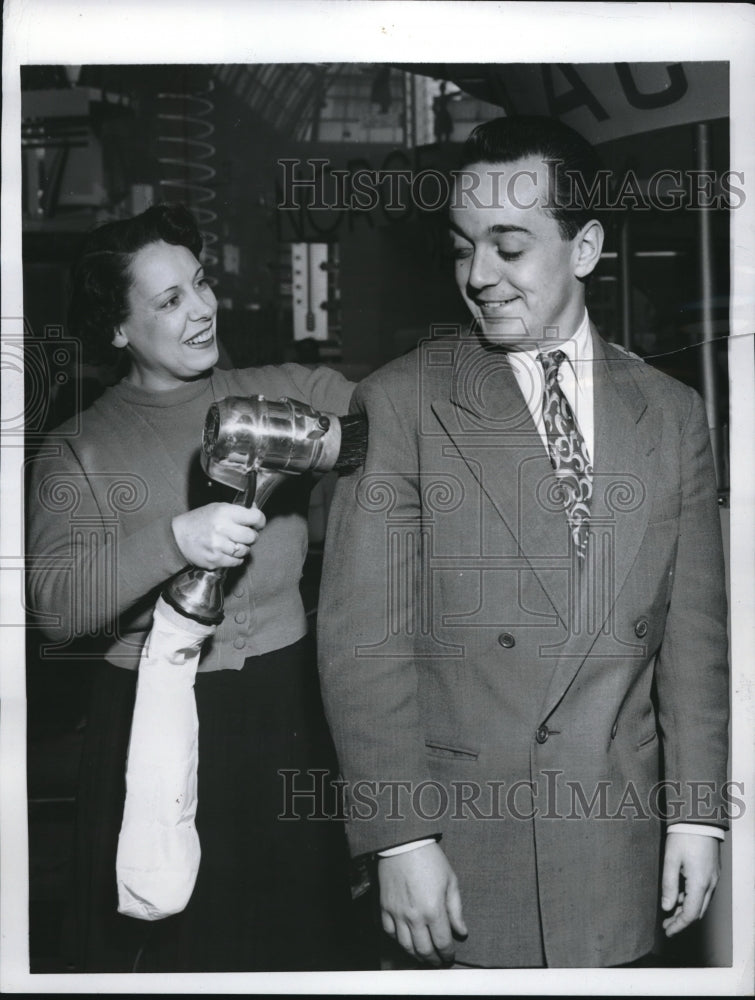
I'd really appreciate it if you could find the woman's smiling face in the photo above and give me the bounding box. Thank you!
[113,240,218,390]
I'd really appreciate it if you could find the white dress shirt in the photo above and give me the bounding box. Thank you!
[507,308,595,463]
[379,313,721,858]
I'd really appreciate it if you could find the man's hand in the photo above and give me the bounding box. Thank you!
[661,832,721,937]
[377,841,467,965]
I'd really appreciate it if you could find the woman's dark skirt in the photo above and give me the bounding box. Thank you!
[74,634,369,972]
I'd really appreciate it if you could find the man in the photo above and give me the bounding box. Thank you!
[317,117,729,968]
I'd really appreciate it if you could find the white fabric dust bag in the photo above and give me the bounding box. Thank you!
[115,596,215,921]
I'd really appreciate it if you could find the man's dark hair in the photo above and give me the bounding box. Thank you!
[458,115,607,240]
[67,203,203,367]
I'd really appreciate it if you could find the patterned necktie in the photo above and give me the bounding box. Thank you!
[538,350,593,560]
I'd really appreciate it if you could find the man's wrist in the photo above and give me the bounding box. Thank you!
[667,822,724,840]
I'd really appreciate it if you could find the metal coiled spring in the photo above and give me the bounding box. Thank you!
[157,90,218,269]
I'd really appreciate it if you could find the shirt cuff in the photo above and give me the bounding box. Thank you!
[378,838,438,858]
[667,823,725,840]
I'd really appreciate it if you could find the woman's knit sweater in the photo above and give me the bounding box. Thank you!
[27,364,353,671]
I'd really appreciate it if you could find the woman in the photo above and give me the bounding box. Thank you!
[27,204,364,972]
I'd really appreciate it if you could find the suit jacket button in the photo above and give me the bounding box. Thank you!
[536,725,550,744]
[498,632,515,648]
[634,619,649,638]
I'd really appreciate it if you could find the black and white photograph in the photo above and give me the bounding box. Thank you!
[2,2,754,994]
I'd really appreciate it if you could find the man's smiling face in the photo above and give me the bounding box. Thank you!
[450,156,601,350]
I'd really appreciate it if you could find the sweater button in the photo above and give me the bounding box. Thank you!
[498,632,515,648]
[234,612,247,624]
[536,725,550,745]
[233,637,245,650]
[233,588,245,598]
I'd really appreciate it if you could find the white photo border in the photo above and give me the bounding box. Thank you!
[2,1,754,995]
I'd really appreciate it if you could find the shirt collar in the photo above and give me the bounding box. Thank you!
[512,310,593,378]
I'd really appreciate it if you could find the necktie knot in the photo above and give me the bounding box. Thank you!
[538,350,567,383]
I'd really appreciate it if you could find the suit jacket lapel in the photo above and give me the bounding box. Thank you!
[591,331,658,600]
[430,336,572,627]
[537,330,660,720]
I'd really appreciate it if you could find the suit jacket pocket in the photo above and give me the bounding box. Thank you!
[635,730,659,751]
[647,491,682,524]
[425,739,480,761]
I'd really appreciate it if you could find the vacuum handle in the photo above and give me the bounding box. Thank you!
[235,468,258,509]
[161,468,269,626]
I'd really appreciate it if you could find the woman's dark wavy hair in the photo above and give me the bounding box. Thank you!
[458,115,607,241]
[67,203,203,367]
